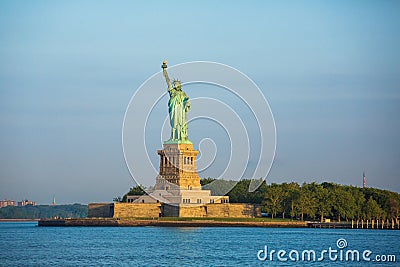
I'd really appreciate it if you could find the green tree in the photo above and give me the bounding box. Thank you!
[363,196,384,220]
[122,185,146,202]
[263,184,284,219]
[350,187,366,220]
[200,177,215,186]
[288,183,301,219]
[310,183,332,222]
[388,198,399,219]
[227,179,268,204]
[297,184,316,221]
[332,187,356,221]
[362,187,398,219]
[227,180,249,203]
[281,182,299,219]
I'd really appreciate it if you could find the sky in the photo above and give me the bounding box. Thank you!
[0,1,399,204]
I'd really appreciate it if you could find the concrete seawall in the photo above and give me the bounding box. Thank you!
[38,218,307,228]
[38,219,400,229]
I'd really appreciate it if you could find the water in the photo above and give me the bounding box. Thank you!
[0,222,399,266]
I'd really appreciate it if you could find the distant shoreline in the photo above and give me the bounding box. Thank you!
[0,219,39,222]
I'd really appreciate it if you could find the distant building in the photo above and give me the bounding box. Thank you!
[17,199,36,207]
[363,172,367,188]
[52,195,56,206]
[0,199,16,208]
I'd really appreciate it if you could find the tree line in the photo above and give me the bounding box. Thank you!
[204,178,400,222]
[0,204,88,219]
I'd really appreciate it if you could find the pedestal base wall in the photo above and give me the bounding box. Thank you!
[88,202,260,218]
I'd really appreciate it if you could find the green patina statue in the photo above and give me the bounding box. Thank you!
[162,60,192,144]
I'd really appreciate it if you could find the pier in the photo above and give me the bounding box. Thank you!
[308,219,400,230]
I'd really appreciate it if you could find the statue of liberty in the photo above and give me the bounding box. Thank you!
[162,61,191,143]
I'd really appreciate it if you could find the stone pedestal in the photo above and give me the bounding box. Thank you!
[156,143,201,190]
[150,142,229,206]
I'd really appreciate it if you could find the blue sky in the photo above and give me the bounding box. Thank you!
[1,1,399,204]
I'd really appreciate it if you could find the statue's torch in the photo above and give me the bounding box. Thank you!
[162,60,170,86]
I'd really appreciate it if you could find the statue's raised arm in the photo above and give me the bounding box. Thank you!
[161,60,173,91]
